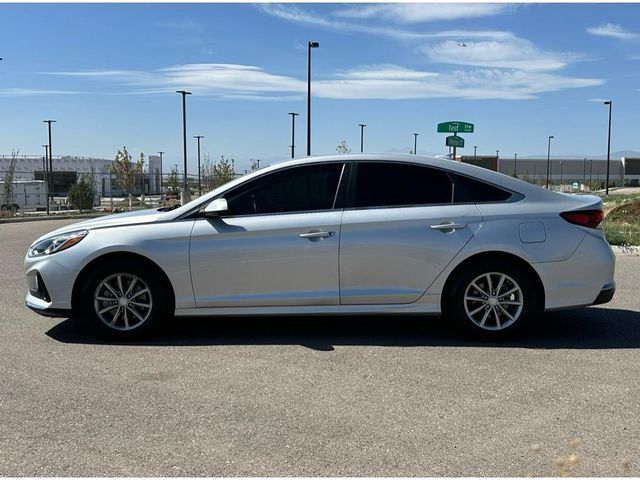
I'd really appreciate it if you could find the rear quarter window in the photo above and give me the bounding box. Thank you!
[451,173,513,203]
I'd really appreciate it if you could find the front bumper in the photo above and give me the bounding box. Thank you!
[24,250,80,312]
[25,291,73,318]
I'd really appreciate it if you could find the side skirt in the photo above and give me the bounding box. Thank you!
[175,298,441,317]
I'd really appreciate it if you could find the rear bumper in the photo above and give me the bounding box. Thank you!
[593,281,616,305]
[533,231,615,310]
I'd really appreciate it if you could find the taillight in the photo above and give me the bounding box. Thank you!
[560,209,604,228]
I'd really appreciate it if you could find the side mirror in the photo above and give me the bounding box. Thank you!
[203,198,228,217]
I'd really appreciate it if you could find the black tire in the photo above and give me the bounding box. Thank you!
[443,260,537,340]
[80,260,169,340]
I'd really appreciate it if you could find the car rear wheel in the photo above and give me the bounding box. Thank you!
[445,261,537,339]
[81,261,168,339]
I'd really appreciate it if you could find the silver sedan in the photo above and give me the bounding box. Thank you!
[24,154,615,340]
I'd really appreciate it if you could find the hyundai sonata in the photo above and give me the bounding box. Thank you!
[25,154,615,339]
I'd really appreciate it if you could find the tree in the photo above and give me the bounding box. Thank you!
[2,149,19,212]
[110,146,144,210]
[336,141,351,154]
[166,166,179,196]
[202,155,236,192]
[68,171,96,213]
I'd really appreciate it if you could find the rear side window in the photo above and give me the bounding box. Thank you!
[351,162,453,208]
[226,163,343,215]
[451,173,513,203]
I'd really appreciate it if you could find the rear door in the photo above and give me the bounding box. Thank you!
[339,161,482,305]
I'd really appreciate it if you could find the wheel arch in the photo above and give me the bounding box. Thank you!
[71,251,176,316]
[441,251,545,312]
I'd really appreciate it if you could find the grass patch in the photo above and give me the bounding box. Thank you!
[599,193,640,207]
[603,199,640,246]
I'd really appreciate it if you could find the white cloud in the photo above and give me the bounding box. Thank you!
[587,23,639,40]
[316,67,602,100]
[258,4,420,40]
[45,63,604,101]
[259,4,514,42]
[336,65,437,80]
[51,64,305,98]
[0,88,86,96]
[420,38,576,71]
[333,4,512,24]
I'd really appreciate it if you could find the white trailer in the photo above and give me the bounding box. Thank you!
[0,180,48,210]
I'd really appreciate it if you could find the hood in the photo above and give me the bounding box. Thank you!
[34,208,165,241]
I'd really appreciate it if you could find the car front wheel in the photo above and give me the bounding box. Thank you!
[81,261,168,339]
[445,261,537,339]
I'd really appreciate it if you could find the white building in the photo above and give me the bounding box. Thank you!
[0,154,163,196]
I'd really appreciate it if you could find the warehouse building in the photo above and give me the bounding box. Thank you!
[0,154,161,197]
[461,155,625,187]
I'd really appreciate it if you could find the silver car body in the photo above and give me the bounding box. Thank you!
[24,154,615,318]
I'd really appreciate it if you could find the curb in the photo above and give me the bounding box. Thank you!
[612,245,640,256]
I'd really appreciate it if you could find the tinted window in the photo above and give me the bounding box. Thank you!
[451,174,513,203]
[351,162,453,208]
[226,163,343,215]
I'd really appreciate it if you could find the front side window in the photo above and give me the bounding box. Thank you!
[351,162,453,208]
[225,163,344,216]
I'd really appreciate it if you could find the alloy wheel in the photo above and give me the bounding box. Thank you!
[93,273,153,331]
[463,272,524,331]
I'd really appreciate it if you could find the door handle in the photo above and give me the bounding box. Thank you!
[430,222,467,232]
[298,231,335,240]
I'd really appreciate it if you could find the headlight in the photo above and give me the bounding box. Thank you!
[28,230,89,257]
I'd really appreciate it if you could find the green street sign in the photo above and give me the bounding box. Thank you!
[446,135,465,148]
[438,121,474,133]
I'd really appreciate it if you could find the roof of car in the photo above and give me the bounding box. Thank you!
[164,153,560,220]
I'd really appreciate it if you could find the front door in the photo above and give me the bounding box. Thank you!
[189,162,346,307]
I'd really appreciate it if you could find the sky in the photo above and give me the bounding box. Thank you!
[1,2,640,173]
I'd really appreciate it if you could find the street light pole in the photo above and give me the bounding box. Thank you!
[604,100,612,195]
[306,41,319,156]
[176,90,192,203]
[589,159,593,188]
[288,112,298,158]
[560,161,563,188]
[496,149,499,173]
[43,120,56,203]
[514,153,518,177]
[358,124,366,153]
[193,135,204,196]
[546,135,554,189]
[158,151,164,201]
[42,144,49,215]
[413,133,419,154]
[473,145,477,161]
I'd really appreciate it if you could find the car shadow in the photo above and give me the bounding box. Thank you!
[45,307,640,350]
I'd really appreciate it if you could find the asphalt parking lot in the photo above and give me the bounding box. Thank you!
[1,218,639,476]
